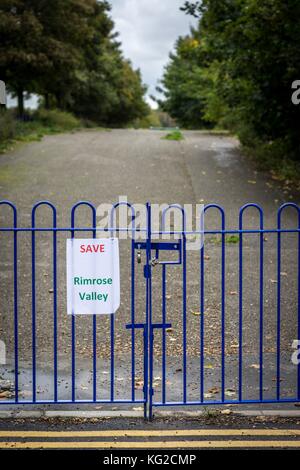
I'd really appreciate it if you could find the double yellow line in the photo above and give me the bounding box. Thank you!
[0,429,299,449]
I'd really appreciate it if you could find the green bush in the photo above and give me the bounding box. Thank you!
[0,110,16,141]
[162,130,184,141]
[133,110,162,129]
[34,108,80,130]
[0,108,83,153]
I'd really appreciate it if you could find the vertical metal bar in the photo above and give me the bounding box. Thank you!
[238,222,243,402]
[276,214,281,401]
[53,217,58,402]
[182,235,187,404]
[200,243,204,402]
[71,315,76,401]
[221,228,225,402]
[162,264,167,404]
[92,219,97,403]
[110,314,114,402]
[31,221,36,403]
[259,223,264,401]
[70,202,97,403]
[13,214,19,403]
[91,315,96,402]
[70,219,76,402]
[144,253,149,418]
[147,203,153,419]
[298,212,300,400]
[131,238,135,402]
[143,205,151,418]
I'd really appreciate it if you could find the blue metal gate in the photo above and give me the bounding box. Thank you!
[0,200,299,419]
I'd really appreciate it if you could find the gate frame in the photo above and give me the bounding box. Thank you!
[0,200,299,420]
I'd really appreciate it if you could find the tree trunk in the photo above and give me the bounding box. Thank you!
[55,92,62,109]
[45,93,50,109]
[17,88,24,118]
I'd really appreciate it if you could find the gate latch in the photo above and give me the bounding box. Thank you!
[150,257,159,267]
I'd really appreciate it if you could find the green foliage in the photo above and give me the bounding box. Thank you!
[0,109,16,141]
[33,109,80,131]
[160,0,300,175]
[163,130,184,141]
[0,108,82,153]
[0,0,148,126]
[158,34,214,129]
[133,110,161,129]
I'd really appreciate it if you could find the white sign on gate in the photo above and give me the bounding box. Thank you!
[67,238,120,315]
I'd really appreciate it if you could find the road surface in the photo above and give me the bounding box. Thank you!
[0,129,299,409]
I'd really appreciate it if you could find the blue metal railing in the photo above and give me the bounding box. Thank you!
[0,200,299,420]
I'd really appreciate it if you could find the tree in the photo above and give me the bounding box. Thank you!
[0,0,148,125]
[158,34,213,128]
[161,0,300,164]
[0,0,46,115]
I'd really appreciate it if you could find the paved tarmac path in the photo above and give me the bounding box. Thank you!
[0,129,299,407]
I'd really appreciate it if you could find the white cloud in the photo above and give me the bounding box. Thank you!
[110,0,197,107]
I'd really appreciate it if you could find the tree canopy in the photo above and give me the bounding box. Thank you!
[0,0,149,125]
[160,0,300,165]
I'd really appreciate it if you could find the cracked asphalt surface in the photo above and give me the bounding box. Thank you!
[0,129,299,407]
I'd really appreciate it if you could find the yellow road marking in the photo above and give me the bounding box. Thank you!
[0,429,299,438]
[0,440,300,449]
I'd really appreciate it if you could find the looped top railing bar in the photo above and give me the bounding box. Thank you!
[276,203,300,401]
[239,204,264,402]
[201,204,226,402]
[70,202,97,402]
[31,201,57,403]
[0,201,18,402]
[161,204,187,233]
[110,202,137,238]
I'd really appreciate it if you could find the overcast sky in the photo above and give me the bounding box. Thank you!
[110,0,197,107]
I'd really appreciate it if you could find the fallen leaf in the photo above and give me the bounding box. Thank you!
[191,310,201,316]
[0,391,13,399]
[135,380,144,390]
[221,409,232,415]
[225,390,236,397]
[208,387,220,395]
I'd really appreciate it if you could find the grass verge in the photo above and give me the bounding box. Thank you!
[0,109,98,154]
[162,130,184,141]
